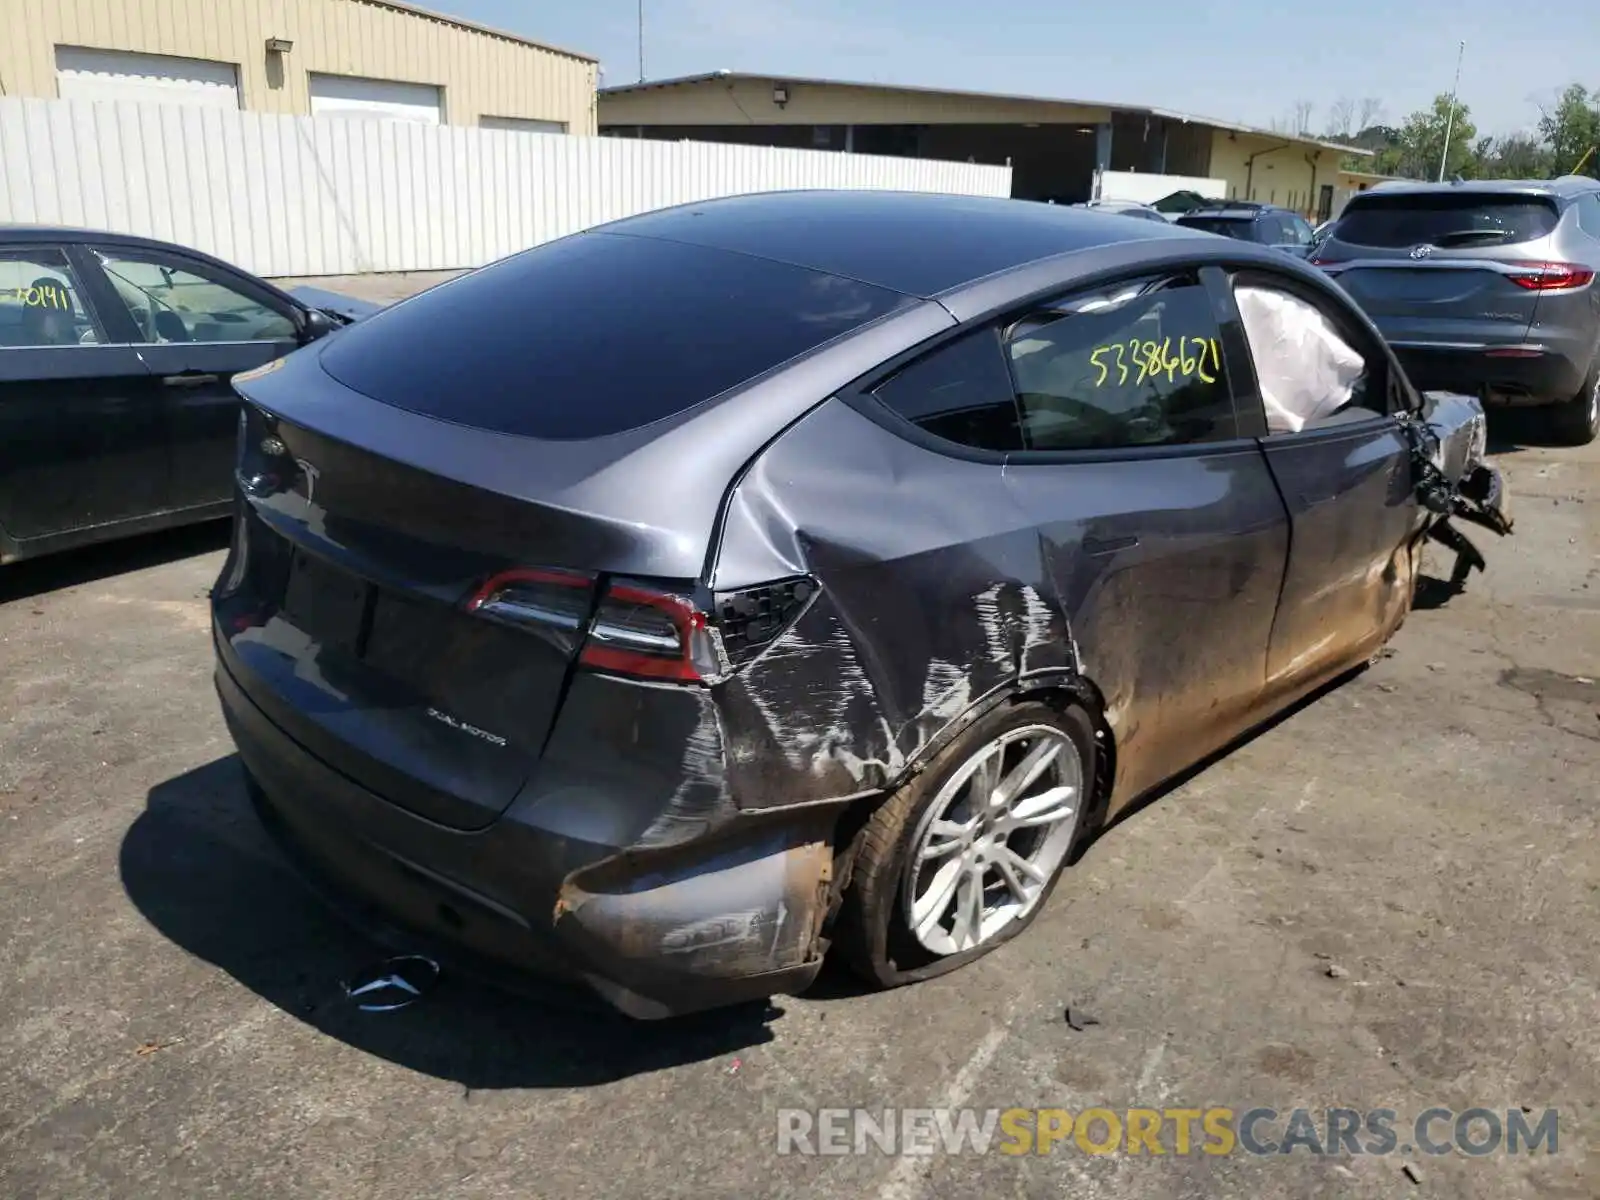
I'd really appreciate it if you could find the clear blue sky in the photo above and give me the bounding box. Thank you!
[435,0,1598,137]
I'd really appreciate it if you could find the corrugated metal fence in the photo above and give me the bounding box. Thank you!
[0,97,1014,278]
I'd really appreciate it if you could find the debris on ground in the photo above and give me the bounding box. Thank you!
[1403,1162,1423,1184]
[1064,1007,1100,1031]
[726,1058,742,1076]
[345,955,441,1012]
[135,1037,185,1056]
[1324,964,1350,979]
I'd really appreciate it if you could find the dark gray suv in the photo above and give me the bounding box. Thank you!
[1313,176,1600,444]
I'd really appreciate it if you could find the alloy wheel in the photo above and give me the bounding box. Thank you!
[902,724,1083,956]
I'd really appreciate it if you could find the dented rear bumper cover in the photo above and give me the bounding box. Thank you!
[216,642,835,1020]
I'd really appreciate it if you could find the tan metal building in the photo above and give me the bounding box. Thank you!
[1,0,597,133]
[600,73,1367,218]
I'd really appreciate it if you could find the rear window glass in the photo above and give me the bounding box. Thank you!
[1176,217,1258,241]
[318,233,912,440]
[1334,194,1559,249]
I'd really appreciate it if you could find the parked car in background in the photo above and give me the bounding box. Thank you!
[1070,199,1170,223]
[1310,176,1600,444]
[214,191,1508,1020]
[0,227,381,565]
[1176,202,1319,256]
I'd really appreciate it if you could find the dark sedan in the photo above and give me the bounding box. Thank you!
[213,191,1510,1019]
[0,227,379,565]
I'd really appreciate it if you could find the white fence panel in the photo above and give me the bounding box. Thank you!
[0,96,1013,278]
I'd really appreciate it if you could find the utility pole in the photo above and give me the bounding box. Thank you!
[1438,40,1465,182]
[637,0,645,83]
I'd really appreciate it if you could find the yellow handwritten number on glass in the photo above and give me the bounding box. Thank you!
[1090,345,1110,386]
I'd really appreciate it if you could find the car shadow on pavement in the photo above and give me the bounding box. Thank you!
[1483,407,1548,455]
[0,520,230,604]
[120,756,780,1089]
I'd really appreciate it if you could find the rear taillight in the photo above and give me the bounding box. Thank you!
[465,568,595,654]
[462,570,720,683]
[582,584,717,682]
[462,569,818,684]
[1505,261,1595,291]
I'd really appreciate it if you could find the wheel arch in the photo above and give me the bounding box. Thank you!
[822,669,1119,925]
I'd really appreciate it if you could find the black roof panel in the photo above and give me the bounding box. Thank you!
[598,190,1197,298]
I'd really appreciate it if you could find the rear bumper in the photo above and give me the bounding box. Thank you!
[214,635,834,1019]
[1391,342,1586,406]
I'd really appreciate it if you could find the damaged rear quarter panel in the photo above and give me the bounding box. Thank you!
[711,399,1075,808]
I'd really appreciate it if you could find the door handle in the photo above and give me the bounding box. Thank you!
[1083,534,1139,556]
[162,372,221,388]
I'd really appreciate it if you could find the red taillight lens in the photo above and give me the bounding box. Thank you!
[464,568,596,653]
[462,568,815,685]
[581,584,712,682]
[1505,261,1595,291]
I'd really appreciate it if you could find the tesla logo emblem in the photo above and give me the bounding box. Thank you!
[1409,244,1434,259]
[294,458,319,504]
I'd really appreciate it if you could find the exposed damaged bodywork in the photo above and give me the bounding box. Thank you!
[211,191,1513,1019]
[1408,392,1515,589]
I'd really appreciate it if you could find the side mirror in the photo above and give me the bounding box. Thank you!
[300,308,337,342]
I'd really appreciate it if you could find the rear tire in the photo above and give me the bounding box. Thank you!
[835,699,1098,988]
[1546,357,1600,446]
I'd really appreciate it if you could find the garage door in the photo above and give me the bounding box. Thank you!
[309,74,442,125]
[55,47,240,109]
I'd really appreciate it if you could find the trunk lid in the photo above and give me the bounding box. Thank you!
[219,404,602,830]
[1327,255,1546,346]
[1320,191,1562,347]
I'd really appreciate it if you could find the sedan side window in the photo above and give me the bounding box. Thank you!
[1232,279,1383,434]
[0,249,103,347]
[93,250,296,344]
[1002,274,1237,451]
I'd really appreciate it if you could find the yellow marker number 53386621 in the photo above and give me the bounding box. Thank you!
[1089,336,1221,388]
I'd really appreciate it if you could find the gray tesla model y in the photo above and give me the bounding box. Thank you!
[212,191,1509,1018]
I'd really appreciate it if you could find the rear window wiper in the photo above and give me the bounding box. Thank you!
[1429,229,1516,246]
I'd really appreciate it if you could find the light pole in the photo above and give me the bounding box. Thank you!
[637,0,645,83]
[1438,40,1465,182]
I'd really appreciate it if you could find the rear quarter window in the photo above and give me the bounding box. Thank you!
[1335,194,1559,248]
[318,233,912,440]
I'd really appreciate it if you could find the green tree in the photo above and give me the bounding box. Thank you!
[1536,83,1600,176]
[1395,93,1478,180]
[1475,132,1555,179]
[1344,123,1401,175]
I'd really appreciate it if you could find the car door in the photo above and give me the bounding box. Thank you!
[996,267,1291,806]
[83,245,303,513]
[0,243,166,547]
[1224,267,1423,691]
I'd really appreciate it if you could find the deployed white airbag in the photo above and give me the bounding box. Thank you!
[1235,285,1366,434]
